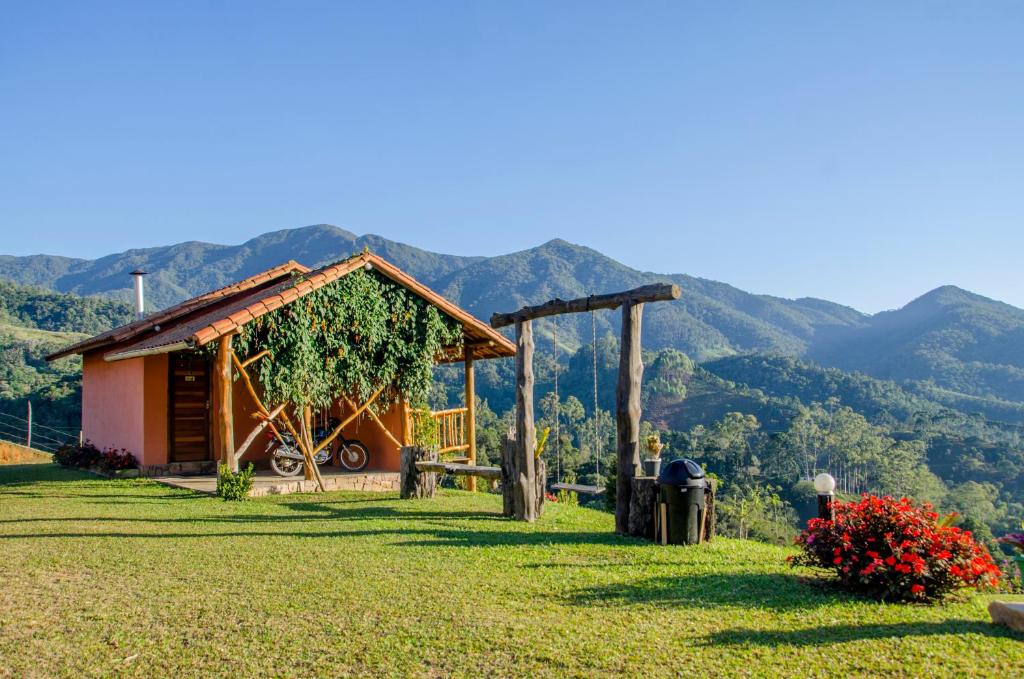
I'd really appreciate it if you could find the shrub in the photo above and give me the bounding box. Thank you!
[52,444,76,467]
[99,447,137,471]
[556,489,579,506]
[217,463,255,501]
[53,441,102,469]
[790,494,1001,602]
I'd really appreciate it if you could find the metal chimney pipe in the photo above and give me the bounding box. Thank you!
[130,269,147,320]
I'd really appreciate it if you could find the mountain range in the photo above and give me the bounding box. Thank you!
[2,224,1022,409]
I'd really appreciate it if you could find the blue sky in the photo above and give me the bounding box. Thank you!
[1,2,1022,312]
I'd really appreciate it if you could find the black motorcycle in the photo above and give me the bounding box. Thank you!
[267,418,370,476]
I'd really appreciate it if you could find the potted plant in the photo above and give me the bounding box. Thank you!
[642,433,664,477]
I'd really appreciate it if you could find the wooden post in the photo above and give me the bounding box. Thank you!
[400,446,438,499]
[514,319,537,522]
[465,347,477,492]
[26,401,32,449]
[628,476,658,540]
[615,301,644,534]
[501,432,544,518]
[214,335,236,472]
[399,396,411,446]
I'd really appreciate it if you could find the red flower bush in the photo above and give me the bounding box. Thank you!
[100,447,138,471]
[790,494,1001,601]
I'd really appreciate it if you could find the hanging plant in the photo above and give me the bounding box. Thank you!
[234,268,462,411]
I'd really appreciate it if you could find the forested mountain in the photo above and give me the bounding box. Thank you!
[1,224,1020,410]
[810,286,1024,405]
[0,225,482,310]
[0,224,870,360]
[0,284,133,438]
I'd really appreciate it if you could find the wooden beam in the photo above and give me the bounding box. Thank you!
[615,300,644,534]
[239,349,271,369]
[414,461,502,480]
[343,395,403,449]
[300,406,326,489]
[490,283,680,328]
[214,335,236,473]
[311,385,386,455]
[465,347,477,492]
[233,404,285,463]
[399,396,411,446]
[230,350,325,492]
[514,319,537,522]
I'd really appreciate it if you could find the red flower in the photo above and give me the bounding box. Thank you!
[789,494,1002,602]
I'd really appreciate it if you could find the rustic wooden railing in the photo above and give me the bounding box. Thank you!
[410,407,469,456]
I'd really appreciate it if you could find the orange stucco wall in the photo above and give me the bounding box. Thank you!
[232,387,405,472]
[142,354,169,465]
[83,348,407,472]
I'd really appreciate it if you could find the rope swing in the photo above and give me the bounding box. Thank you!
[591,309,600,482]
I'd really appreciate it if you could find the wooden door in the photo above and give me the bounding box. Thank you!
[168,352,211,462]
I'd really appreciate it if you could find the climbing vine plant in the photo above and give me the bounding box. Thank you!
[235,268,463,411]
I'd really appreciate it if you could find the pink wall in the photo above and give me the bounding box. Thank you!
[82,352,169,467]
[82,353,145,460]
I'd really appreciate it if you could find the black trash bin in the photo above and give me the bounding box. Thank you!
[657,459,706,545]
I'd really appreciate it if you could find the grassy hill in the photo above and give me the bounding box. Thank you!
[0,320,86,442]
[0,282,132,439]
[1,463,1021,677]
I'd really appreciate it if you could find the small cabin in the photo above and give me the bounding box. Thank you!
[47,253,514,477]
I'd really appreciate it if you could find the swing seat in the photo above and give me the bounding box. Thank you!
[551,482,605,495]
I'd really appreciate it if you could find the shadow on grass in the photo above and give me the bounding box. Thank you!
[0,523,637,548]
[564,572,846,611]
[0,506,502,526]
[0,463,93,486]
[702,619,1024,646]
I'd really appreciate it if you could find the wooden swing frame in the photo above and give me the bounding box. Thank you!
[490,283,681,526]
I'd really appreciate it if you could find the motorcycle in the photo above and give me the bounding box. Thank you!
[267,418,370,476]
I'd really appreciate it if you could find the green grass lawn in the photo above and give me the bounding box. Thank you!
[1,462,1022,678]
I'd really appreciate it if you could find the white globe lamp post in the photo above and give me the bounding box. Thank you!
[814,472,836,521]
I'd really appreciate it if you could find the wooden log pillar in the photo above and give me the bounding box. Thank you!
[302,406,315,482]
[615,301,644,534]
[628,476,658,540]
[513,319,537,522]
[399,396,411,446]
[465,347,477,492]
[501,434,544,518]
[400,446,438,499]
[214,334,236,473]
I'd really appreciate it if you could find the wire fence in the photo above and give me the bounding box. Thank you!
[0,408,79,454]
